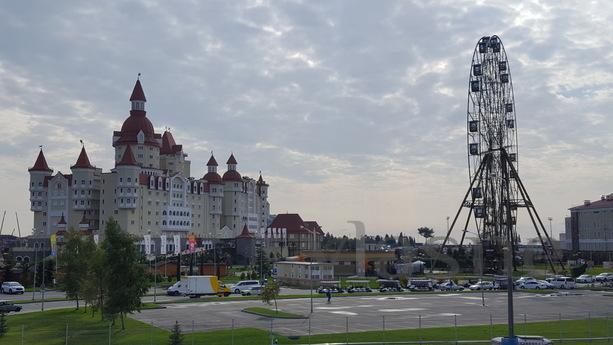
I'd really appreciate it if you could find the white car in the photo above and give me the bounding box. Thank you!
[548,276,576,289]
[519,280,550,290]
[469,281,495,290]
[575,274,593,284]
[230,280,261,294]
[594,273,613,282]
[515,277,536,285]
[1,282,25,294]
[438,281,464,291]
[241,286,263,296]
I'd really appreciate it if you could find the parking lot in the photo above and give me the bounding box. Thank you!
[131,290,613,336]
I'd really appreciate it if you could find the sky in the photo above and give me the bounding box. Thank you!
[1,0,613,242]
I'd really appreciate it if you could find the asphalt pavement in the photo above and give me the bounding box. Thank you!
[129,290,613,336]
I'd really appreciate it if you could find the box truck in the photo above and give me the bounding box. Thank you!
[167,276,231,297]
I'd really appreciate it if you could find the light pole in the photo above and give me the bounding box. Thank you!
[547,217,553,240]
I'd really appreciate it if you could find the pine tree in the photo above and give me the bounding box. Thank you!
[168,321,184,345]
[103,218,149,329]
[0,312,7,337]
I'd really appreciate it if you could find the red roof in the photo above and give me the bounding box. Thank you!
[227,153,237,165]
[71,146,94,169]
[236,224,255,239]
[161,131,182,155]
[257,173,268,186]
[222,170,242,182]
[115,80,159,147]
[268,214,324,235]
[203,171,222,184]
[207,154,218,166]
[303,221,325,235]
[28,149,53,172]
[57,214,67,225]
[116,145,139,166]
[129,79,146,101]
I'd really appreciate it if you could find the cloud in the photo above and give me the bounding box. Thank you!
[1,1,613,241]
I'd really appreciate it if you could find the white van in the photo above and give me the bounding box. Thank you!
[231,280,261,294]
[548,276,576,289]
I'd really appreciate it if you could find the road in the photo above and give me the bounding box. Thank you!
[129,290,613,336]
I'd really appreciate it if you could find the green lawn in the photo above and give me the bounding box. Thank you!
[3,308,612,345]
[242,307,306,319]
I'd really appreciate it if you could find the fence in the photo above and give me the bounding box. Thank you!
[6,311,613,344]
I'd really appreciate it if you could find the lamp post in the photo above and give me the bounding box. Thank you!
[548,217,553,240]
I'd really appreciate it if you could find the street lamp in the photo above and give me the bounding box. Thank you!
[547,217,553,240]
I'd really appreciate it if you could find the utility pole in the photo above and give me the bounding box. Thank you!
[548,217,553,240]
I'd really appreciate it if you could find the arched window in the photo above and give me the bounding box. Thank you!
[162,210,167,216]
[162,220,167,225]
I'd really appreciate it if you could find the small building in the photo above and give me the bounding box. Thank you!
[274,261,334,288]
[301,250,396,277]
[262,214,324,257]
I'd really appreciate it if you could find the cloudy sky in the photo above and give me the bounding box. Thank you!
[1,1,613,241]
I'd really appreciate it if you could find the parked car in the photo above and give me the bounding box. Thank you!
[548,276,576,289]
[492,335,552,345]
[230,280,261,294]
[575,274,594,284]
[318,286,344,294]
[377,279,403,292]
[1,281,25,294]
[519,280,550,290]
[347,286,372,293]
[241,286,263,296]
[438,281,464,291]
[469,281,496,290]
[515,277,537,286]
[594,273,613,282]
[0,300,22,313]
[537,280,554,289]
[408,279,434,291]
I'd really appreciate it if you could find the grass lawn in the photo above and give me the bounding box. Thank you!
[242,307,307,319]
[3,308,612,345]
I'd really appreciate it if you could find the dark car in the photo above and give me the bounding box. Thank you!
[0,300,22,313]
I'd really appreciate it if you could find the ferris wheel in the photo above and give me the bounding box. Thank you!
[441,35,564,274]
[466,35,520,248]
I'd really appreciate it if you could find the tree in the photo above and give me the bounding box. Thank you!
[80,245,106,318]
[0,312,6,337]
[60,228,93,309]
[417,227,435,244]
[102,219,149,330]
[261,279,280,312]
[168,321,184,345]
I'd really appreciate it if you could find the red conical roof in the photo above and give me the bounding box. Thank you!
[207,154,218,166]
[227,153,237,165]
[257,172,268,186]
[57,213,67,225]
[28,149,53,172]
[160,131,182,154]
[71,146,94,169]
[236,224,254,239]
[117,145,139,166]
[130,79,146,101]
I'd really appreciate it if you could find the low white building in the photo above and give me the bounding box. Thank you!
[274,261,334,288]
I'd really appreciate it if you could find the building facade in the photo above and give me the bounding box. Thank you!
[273,261,334,288]
[261,213,324,257]
[564,194,613,262]
[28,79,270,252]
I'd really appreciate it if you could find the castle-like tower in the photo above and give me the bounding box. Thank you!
[28,78,271,252]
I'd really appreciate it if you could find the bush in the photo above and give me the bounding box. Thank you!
[240,272,246,280]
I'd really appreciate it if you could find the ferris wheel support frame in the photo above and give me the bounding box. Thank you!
[439,148,565,274]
